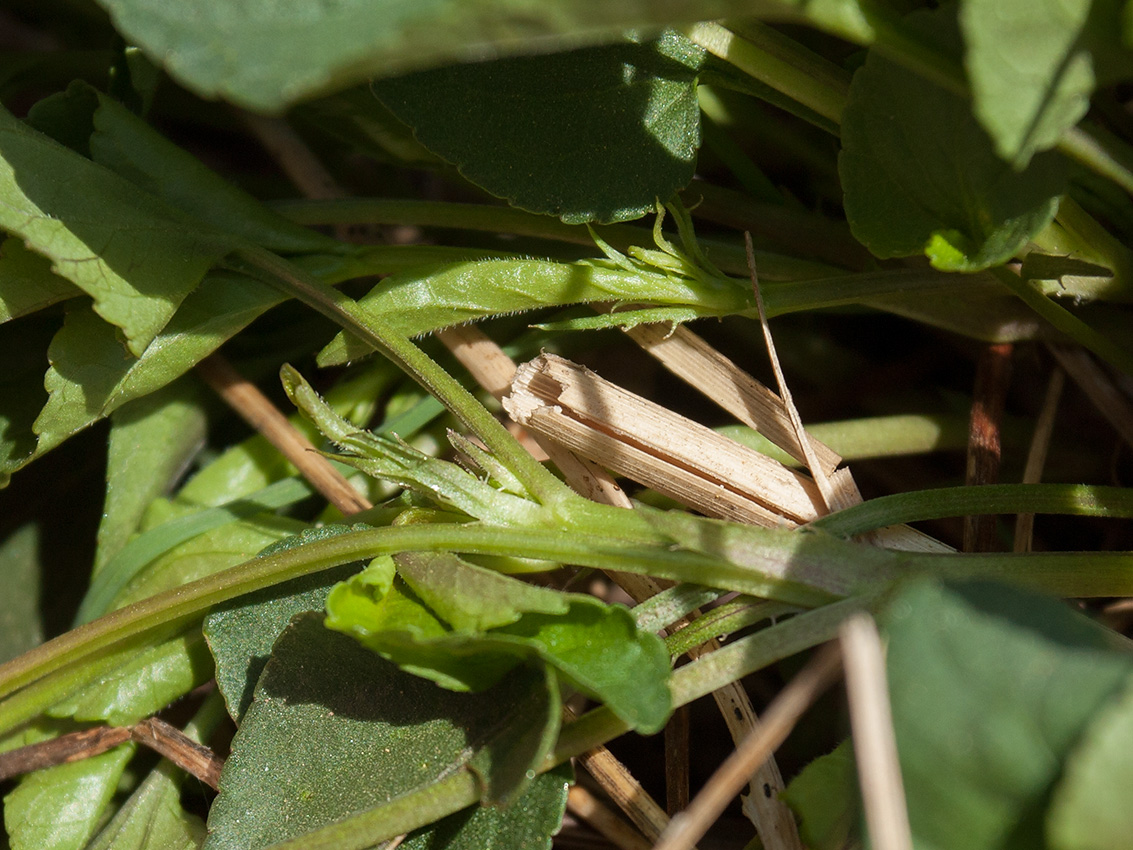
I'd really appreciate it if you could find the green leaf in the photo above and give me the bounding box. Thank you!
[95,381,208,574]
[204,613,559,849]
[21,272,281,476]
[376,32,703,224]
[0,102,231,355]
[3,742,135,850]
[400,765,571,850]
[0,237,80,324]
[93,0,763,113]
[48,629,213,726]
[316,257,753,366]
[105,507,305,612]
[959,0,1098,168]
[396,551,569,633]
[79,84,338,255]
[204,524,371,721]
[0,525,43,665]
[780,740,858,850]
[1047,676,1133,850]
[838,7,1067,271]
[86,761,205,850]
[325,552,673,733]
[879,579,1133,850]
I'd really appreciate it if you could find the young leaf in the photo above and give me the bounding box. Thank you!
[0,102,232,355]
[839,7,1068,271]
[19,272,281,476]
[93,0,759,112]
[395,551,569,633]
[376,31,703,224]
[325,552,673,733]
[3,742,135,850]
[879,579,1133,850]
[282,365,544,524]
[205,613,559,849]
[1047,676,1133,850]
[960,0,1131,169]
[204,524,372,721]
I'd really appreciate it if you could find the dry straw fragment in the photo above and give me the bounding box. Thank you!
[503,352,827,527]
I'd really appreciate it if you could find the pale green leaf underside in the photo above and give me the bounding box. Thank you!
[95,0,777,112]
[960,0,1096,168]
[4,743,135,850]
[87,761,205,850]
[95,382,208,575]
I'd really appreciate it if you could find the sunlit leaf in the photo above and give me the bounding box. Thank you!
[326,552,672,733]
[0,102,230,355]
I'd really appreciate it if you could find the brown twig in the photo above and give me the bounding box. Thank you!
[575,744,673,845]
[651,641,844,850]
[567,785,653,850]
[1048,343,1133,451]
[0,718,224,790]
[131,716,224,790]
[746,232,837,512]
[664,705,691,816]
[964,343,1014,552]
[0,726,131,781]
[195,354,372,516]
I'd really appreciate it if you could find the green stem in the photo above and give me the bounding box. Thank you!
[686,21,848,126]
[1059,124,1133,198]
[664,599,795,658]
[6,519,1132,737]
[233,243,570,507]
[275,197,829,279]
[0,521,828,718]
[811,483,1133,538]
[991,265,1133,376]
